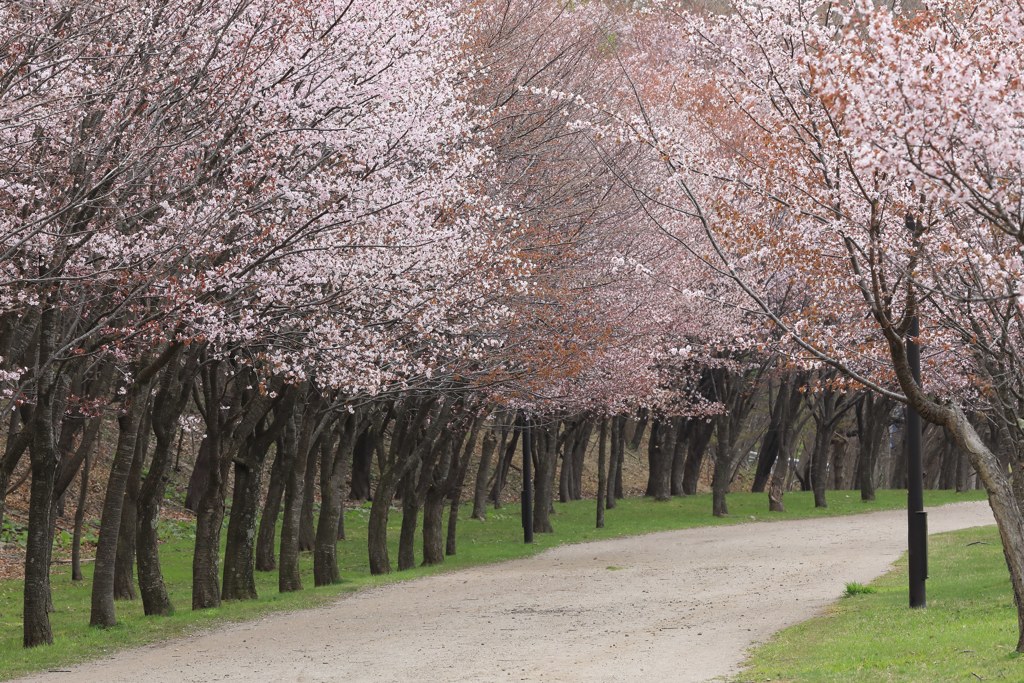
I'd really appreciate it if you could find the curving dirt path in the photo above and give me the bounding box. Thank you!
[17,501,993,683]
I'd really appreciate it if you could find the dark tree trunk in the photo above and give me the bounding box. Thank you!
[191,433,228,610]
[367,399,450,575]
[445,420,480,557]
[222,395,292,603]
[855,393,888,502]
[280,408,313,593]
[471,430,498,520]
[114,406,151,601]
[191,481,226,609]
[0,409,30,539]
[221,454,263,601]
[24,344,60,647]
[810,421,831,508]
[532,424,557,534]
[255,446,286,572]
[422,490,446,566]
[91,377,152,627]
[670,420,691,496]
[397,474,419,572]
[646,419,674,501]
[184,437,215,513]
[629,408,649,450]
[138,354,193,616]
[558,421,575,504]
[596,419,607,529]
[613,421,625,500]
[606,417,620,510]
[682,421,713,495]
[297,441,318,552]
[349,425,373,501]
[367,464,398,575]
[752,382,788,493]
[71,448,90,582]
[315,418,353,586]
[421,429,459,566]
[491,426,519,509]
[570,420,592,500]
[768,377,803,512]
[712,417,733,517]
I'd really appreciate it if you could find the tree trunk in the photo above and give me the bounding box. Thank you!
[91,380,151,627]
[367,466,398,575]
[255,446,286,572]
[532,425,557,534]
[221,456,263,601]
[184,439,214,513]
[315,420,352,587]
[682,421,713,495]
[629,408,649,450]
[397,474,419,572]
[491,427,519,509]
[71,448,90,582]
[137,356,193,616]
[422,490,446,566]
[810,420,831,509]
[712,417,734,517]
[753,381,792,493]
[191,434,228,610]
[471,430,498,520]
[279,412,310,593]
[298,444,318,552]
[348,426,373,501]
[114,407,150,601]
[670,420,691,496]
[24,320,61,647]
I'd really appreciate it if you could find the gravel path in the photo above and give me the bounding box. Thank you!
[17,501,993,683]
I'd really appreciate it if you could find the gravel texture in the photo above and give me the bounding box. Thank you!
[16,501,994,683]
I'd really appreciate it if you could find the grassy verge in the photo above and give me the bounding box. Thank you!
[739,524,1020,682]
[0,488,984,679]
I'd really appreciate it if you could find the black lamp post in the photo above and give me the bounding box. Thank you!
[521,414,534,544]
[905,213,927,608]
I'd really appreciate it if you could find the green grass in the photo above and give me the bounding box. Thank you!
[740,524,1021,682]
[843,581,878,598]
[0,488,984,679]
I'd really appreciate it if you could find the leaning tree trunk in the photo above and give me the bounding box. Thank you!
[137,358,191,617]
[682,421,713,495]
[629,408,649,450]
[471,430,498,520]
[71,447,91,582]
[491,427,519,509]
[297,446,319,552]
[315,420,353,587]
[445,420,481,557]
[254,446,286,572]
[91,379,151,628]
[114,408,151,602]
